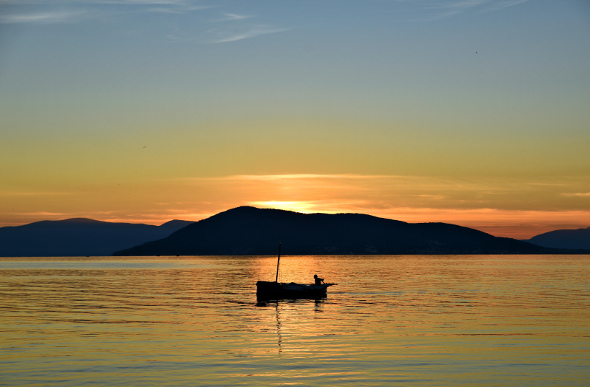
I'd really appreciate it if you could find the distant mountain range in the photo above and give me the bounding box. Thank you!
[2,208,587,257]
[0,218,193,257]
[113,206,587,256]
[524,227,590,250]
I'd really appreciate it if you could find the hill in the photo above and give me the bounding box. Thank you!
[0,218,193,257]
[525,227,590,250]
[113,206,561,256]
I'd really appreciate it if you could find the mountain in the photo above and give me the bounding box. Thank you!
[113,206,562,256]
[525,227,590,250]
[0,218,193,257]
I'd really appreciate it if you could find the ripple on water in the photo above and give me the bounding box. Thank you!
[0,255,589,386]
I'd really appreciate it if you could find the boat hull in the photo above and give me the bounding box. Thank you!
[256,281,333,300]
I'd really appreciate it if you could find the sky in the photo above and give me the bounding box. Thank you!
[0,0,589,239]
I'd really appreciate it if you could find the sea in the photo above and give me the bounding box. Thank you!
[1,255,588,386]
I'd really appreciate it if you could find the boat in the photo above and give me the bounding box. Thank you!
[256,243,336,300]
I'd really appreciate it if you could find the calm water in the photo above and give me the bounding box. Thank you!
[1,255,589,386]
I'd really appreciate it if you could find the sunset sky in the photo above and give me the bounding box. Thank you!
[1,0,589,239]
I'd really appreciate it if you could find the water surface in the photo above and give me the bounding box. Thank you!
[1,255,588,386]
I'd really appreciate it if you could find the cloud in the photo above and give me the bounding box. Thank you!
[0,0,196,5]
[198,11,287,43]
[0,191,76,196]
[15,211,69,217]
[0,10,87,24]
[147,4,209,14]
[0,0,285,44]
[208,24,289,44]
[77,0,198,5]
[436,0,488,11]
[561,193,590,198]
[410,0,530,21]
[227,174,391,181]
[177,174,590,214]
[427,0,528,11]
[483,0,529,12]
[0,0,205,24]
[215,13,252,22]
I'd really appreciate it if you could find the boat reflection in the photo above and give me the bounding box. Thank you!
[255,296,327,307]
[255,298,326,355]
[256,290,329,304]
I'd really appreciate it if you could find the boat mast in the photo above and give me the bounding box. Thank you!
[275,242,281,283]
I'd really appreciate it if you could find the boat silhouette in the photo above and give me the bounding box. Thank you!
[256,243,336,300]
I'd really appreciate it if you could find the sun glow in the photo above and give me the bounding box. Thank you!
[249,201,320,214]
[2,173,589,239]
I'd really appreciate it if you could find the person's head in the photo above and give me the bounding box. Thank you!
[314,274,317,278]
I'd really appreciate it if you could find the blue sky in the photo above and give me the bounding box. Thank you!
[2,1,588,146]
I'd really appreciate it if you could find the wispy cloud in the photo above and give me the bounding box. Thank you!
[146,4,208,14]
[0,0,287,43]
[214,13,252,22]
[75,0,199,5]
[0,0,199,6]
[207,24,288,44]
[0,0,205,24]
[483,0,529,12]
[201,9,286,44]
[411,0,530,21]
[0,10,87,24]
[15,211,69,217]
[177,174,590,215]
[225,174,389,181]
[561,193,590,198]
[0,191,76,197]
[440,0,488,10]
[427,0,528,11]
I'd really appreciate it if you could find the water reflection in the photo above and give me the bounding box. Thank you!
[255,298,327,355]
[276,302,282,354]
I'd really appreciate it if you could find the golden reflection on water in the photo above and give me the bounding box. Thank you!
[0,255,589,386]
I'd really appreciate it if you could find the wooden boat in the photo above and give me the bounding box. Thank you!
[256,243,336,300]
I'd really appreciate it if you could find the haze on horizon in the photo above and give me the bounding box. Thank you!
[1,0,589,239]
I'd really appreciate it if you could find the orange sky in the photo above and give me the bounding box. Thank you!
[1,174,588,239]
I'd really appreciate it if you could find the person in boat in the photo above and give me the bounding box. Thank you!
[314,274,324,285]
